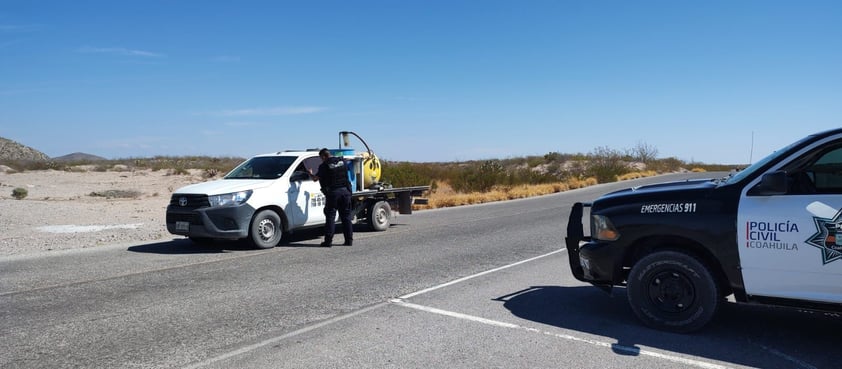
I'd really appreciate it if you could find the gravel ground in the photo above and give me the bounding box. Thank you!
[0,168,208,257]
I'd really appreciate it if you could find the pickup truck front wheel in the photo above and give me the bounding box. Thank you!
[627,251,719,333]
[250,210,282,249]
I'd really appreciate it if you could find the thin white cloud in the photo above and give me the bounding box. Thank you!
[77,46,165,58]
[217,106,328,117]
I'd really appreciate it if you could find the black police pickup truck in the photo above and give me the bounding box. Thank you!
[566,128,842,332]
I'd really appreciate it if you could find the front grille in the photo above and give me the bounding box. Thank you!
[166,212,202,225]
[169,194,210,208]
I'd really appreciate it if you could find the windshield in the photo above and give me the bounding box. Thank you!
[723,135,815,185]
[225,156,297,179]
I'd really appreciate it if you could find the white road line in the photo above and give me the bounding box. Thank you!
[181,302,389,369]
[391,299,734,369]
[399,248,567,299]
[755,344,817,369]
[181,250,567,368]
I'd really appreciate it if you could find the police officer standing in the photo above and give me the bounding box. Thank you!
[310,148,353,247]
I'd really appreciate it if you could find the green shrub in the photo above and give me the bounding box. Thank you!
[381,162,432,188]
[12,187,28,200]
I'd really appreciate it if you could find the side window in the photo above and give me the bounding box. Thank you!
[302,157,322,173]
[785,144,842,195]
[810,147,842,193]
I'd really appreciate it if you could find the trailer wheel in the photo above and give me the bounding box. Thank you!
[250,210,282,249]
[368,201,391,231]
[627,251,719,333]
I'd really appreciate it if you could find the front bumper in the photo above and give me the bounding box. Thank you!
[166,203,256,239]
[565,202,617,292]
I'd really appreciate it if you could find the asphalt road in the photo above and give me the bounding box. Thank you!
[2,172,841,369]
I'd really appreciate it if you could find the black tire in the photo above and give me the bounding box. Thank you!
[627,251,719,333]
[368,201,391,232]
[250,210,282,249]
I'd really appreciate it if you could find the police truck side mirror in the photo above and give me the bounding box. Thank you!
[748,171,788,196]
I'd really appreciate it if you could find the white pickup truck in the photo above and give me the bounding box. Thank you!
[166,135,428,248]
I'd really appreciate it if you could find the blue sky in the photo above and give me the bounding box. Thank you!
[1,1,841,164]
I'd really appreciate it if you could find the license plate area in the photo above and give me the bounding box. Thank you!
[176,221,190,232]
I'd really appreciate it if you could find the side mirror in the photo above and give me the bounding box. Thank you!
[749,171,788,196]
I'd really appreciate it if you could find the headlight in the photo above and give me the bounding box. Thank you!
[591,214,620,241]
[208,190,252,207]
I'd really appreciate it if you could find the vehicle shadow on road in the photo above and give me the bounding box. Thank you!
[496,285,842,368]
[126,227,367,254]
[127,238,256,254]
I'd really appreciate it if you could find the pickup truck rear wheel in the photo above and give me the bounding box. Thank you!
[368,201,391,231]
[627,251,719,333]
[250,210,282,249]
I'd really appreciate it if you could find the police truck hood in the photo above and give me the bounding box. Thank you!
[598,178,717,203]
[173,179,274,196]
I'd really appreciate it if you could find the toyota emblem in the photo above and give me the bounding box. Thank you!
[179,197,188,207]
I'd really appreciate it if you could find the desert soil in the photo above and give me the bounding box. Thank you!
[0,168,208,257]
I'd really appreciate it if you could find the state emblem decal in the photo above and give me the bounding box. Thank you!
[805,201,842,264]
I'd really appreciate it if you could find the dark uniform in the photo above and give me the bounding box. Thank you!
[315,156,353,246]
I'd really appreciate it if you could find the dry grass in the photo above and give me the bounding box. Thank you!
[418,177,599,209]
[616,170,658,181]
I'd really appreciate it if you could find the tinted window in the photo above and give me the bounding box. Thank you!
[225,156,296,179]
[811,147,842,192]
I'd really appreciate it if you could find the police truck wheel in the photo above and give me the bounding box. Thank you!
[627,251,719,333]
[368,201,391,231]
[250,210,282,249]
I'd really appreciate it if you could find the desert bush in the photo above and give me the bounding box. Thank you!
[627,141,659,164]
[2,160,61,172]
[588,146,630,183]
[381,161,433,188]
[89,189,142,199]
[525,156,545,168]
[451,160,505,193]
[648,157,684,173]
[167,167,190,176]
[12,187,28,200]
[203,168,220,178]
[544,152,564,163]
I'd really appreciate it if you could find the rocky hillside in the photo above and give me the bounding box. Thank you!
[0,137,50,161]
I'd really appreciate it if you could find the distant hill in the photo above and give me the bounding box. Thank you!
[53,152,107,162]
[0,137,50,161]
